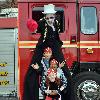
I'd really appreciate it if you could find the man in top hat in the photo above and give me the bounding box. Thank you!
[25,4,72,100]
[27,4,63,66]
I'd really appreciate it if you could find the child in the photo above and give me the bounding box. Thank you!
[40,59,67,100]
[23,47,53,100]
[31,47,53,75]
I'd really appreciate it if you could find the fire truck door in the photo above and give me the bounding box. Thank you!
[78,4,99,62]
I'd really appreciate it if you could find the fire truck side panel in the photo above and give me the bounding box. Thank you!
[62,3,77,68]
[99,5,100,61]
[18,0,100,3]
[0,18,17,28]
[18,3,33,99]
[79,4,100,62]
[78,0,100,3]
[18,3,29,41]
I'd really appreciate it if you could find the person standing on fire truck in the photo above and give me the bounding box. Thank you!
[27,4,64,67]
[24,4,72,100]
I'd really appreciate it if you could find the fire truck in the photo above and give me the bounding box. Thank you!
[18,0,100,100]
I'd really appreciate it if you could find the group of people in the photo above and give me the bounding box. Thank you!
[23,4,72,100]
[33,47,67,100]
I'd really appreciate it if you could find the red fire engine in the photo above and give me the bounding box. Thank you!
[18,0,100,100]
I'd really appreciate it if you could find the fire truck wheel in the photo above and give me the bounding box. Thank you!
[72,71,100,100]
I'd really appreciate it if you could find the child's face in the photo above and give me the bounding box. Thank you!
[48,72,56,82]
[50,63,57,70]
[43,52,52,59]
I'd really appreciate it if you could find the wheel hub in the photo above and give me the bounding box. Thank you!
[77,80,100,100]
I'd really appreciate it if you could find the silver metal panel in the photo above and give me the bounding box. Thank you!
[0,67,14,73]
[0,44,14,55]
[0,55,14,63]
[0,28,18,97]
[0,75,15,84]
[0,29,15,43]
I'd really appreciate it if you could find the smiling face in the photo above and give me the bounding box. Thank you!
[47,68,57,82]
[45,14,55,25]
[48,72,57,82]
[43,47,52,60]
[50,59,58,70]
[43,51,52,59]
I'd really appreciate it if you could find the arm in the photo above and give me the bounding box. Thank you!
[58,68,67,91]
[61,70,67,88]
[59,61,65,68]
[40,75,52,95]
[40,74,47,94]
[31,63,43,75]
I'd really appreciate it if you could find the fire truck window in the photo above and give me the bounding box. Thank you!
[81,7,97,34]
[32,7,65,33]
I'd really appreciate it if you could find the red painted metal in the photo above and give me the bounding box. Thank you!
[18,0,100,3]
[0,18,17,28]
[78,0,100,3]
[79,4,100,62]
[18,0,75,3]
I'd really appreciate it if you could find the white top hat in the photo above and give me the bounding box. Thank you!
[42,4,57,14]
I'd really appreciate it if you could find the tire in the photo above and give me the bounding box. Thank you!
[72,71,100,100]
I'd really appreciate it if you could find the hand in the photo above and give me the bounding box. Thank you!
[45,90,51,94]
[59,61,65,68]
[60,86,64,91]
[50,90,58,95]
[31,63,39,69]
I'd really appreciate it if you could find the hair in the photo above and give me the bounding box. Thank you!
[49,58,57,63]
[46,76,61,87]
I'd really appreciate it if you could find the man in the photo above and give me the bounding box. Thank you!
[27,4,63,65]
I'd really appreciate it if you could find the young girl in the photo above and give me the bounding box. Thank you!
[40,59,67,100]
